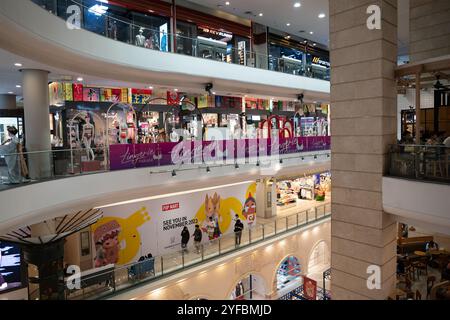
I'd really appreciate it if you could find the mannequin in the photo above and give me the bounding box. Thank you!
[135,28,146,47]
[0,126,21,184]
[82,114,95,161]
[169,129,179,142]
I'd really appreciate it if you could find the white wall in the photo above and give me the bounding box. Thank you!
[383,177,450,235]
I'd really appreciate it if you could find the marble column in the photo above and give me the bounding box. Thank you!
[329,0,398,300]
[22,69,52,179]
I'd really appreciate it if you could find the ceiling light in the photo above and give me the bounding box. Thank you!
[259,13,263,17]
[77,77,83,82]
[318,13,326,19]
[294,2,301,8]
[149,86,154,89]
[8,92,14,94]
[88,4,108,16]
[286,23,291,26]
[225,1,230,5]
[313,43,317,46]
[310,31,314,35]
[16,85,21,88]
[174,88,178,92]
[14,63,22,67]
[212,92,216,95]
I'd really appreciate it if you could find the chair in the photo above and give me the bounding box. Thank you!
[416,290,422,300]
[427,276,436,299]
[412,257,428,279]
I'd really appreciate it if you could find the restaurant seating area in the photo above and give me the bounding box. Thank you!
[394,229,450,300]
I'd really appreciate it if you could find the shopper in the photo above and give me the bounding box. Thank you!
[181,226,190,251]
[0,126,21,184]
[234,218,244,247]
[193,224,203,254]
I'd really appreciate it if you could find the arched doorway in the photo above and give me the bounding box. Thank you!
[307,241,330,291]
[229,274,266,300]
[276,255,302,293]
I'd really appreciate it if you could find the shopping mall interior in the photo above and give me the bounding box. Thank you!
[0,0,449,302]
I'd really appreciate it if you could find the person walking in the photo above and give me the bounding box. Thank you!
[234,218,244,247]
[193,225,203,254]
[181,226,190,251]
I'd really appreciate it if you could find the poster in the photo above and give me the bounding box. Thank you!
[302,276,317,300]
[49,82,64,106]
[159,23,168,52]
[0,242,22,292]
[64,82,74,101]
[132,88,153,104]
[92,182,257,266]
[83,87,100,102]
[73,83,84,101]
[167,90,180,105]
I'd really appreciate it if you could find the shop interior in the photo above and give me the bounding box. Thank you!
[230,274,266,300]
[276,256,302,293]
[275,172,331,217]
[394,223,450,300]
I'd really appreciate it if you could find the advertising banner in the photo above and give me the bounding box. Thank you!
[302,276,317,300]
[109,136,331,171]
[92,182,257,266]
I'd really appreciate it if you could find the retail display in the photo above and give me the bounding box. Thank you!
[277,256,302,290]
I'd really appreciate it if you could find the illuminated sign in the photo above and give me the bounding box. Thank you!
[312,56,330,68]
[200,27,233,40]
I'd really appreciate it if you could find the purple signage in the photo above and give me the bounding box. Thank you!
[109,136,331,171]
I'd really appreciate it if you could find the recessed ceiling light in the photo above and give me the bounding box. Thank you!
[16,85,21,88]
[310,31,314,35]
[77,77,83,82]
[286,23,291,26]
[259,13,263,17]
[225,1,230,5]
[149,86,154,89]
[212,92,216,95]
[8,92,14,94]
[174,88,178,92]
[294,2,301,8]
[313,43,317,46]
[318,13,326,19]
[14,63,22,67]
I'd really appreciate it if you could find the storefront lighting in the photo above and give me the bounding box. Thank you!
[171,170,176,177]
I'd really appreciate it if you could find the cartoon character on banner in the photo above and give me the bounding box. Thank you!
[202,193,221,240]
[242,193,256,227]
[92,207,151,266]
[0,248,7,290]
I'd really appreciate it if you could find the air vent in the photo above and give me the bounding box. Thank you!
[298,30,305,33]
[244,11,253,15]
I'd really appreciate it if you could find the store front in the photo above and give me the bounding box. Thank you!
[276,172,331,216]
[230,274,266,300]
[276,256,302,294]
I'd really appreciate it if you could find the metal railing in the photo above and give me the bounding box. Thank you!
[29,203,331,300]
[0,137,331,189]
[30,0,330,81]
[388,144,450,183]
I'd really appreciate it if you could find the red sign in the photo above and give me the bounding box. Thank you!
[167,90,180,105]
[162,202,180,212]
[303,276,317,300]
[73,83,84,101]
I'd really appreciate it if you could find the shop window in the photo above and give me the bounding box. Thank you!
[131,12,170,52]
[83,0,107,36]
[176,20,198,56]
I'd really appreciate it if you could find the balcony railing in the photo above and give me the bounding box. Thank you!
[388,144,450,183]
[28,203,331,300]
[0,137,331,189]
[29,0,330,81]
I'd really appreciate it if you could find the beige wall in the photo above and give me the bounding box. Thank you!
[410,0,450,62]
[112,219,331,300]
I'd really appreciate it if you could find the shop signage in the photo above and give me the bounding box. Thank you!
[303,276,317,300]
[92,181,256,265]
[312,56,330,68]
[200,27,233,40]
[109,136,331,171]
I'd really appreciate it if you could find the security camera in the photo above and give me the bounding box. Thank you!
[205,83,214,95]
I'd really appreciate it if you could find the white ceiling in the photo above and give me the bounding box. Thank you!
[185,0,330,47]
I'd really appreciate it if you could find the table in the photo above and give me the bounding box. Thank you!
[414,251,427,257]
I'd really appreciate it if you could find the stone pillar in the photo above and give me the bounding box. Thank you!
[0,94,16,109]
[22,69,52,179]
[330,0,398,300]
[409,0,450,62]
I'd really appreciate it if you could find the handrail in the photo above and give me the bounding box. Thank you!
[30,0,330,81]
[30,203,331,300]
